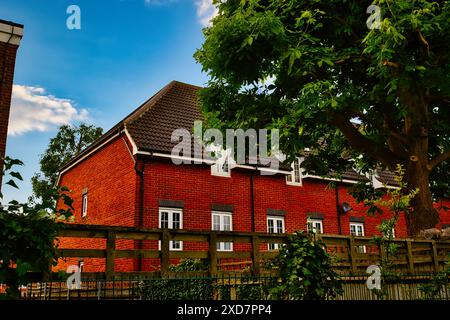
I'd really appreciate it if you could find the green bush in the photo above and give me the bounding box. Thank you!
[139,259,214,300]
[419,255,450,300]
[0,157,73,299]
[269,231,343,300]
[138,278,215,300]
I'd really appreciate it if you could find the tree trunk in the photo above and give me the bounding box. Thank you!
[404,154,439,236]
[398,86,440,236]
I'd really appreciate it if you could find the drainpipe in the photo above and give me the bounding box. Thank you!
[250,173,255,232]
[335,184,342,235]
[134,159,145,271]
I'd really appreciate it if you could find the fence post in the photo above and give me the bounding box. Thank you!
[106,230,116,280]
[161,230,170,277]
[431,241,439,273]
[209,233,218,276]
[379,242,386,261]
[405,240,414,274]
[348,236,357,274]
[42,258,53,282]
[251,234,261,276]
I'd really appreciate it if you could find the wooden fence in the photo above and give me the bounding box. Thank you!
[54,224,450,279]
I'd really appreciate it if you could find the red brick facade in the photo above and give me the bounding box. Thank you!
[57,132,450,272]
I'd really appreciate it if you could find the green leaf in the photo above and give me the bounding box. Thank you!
[10,172,23,181]
[6,179,19,189]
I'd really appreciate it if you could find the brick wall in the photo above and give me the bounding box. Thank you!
[57,136,137,272]
[0,41,19,182]
[57,133,449,272]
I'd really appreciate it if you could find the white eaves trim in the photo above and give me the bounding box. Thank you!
[302,174,359,184]
[124,127,138,154]
[0,22,23,45]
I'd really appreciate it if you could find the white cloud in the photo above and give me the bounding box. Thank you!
[195,0,218,27]
[8,85,89,136]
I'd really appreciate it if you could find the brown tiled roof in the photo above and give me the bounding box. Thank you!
[125,81,204,153]
[300,150,369,183]
[341,170,370,182]
[375,170,400,187]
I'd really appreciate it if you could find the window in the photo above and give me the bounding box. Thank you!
[212,212,233,251]
[307,218,323,234]
[211,148,231,177]
[350,222,364,236]
[82,193,88,217]
[267,216,285,250]
[159,208,183,251]
[286,157,302,185]
[350,222,366,253]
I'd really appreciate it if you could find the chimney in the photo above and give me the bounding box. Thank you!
[0,19,23,184]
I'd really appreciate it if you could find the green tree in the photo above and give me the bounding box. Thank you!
[31,124,103,204]
[0,157,74,299]
[195,0,450,235]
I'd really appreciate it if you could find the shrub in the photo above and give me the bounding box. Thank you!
[0,157,73,299]
[269,231,342,300]
[418,255,450,300]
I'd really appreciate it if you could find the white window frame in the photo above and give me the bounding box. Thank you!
[350,222,366,253]
[267,216,285,250]
[82,193,88,217]
[211,211,233,252]
[158,208,183,251]
[286,157,302,186]
[307,218,323,234]
[211,147,231,177]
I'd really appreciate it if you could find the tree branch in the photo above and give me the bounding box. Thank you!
[329,112,404,170]
[428,150,450,171]
[383,60,400,68]
[332,16,360,41]
[417,28,430,56]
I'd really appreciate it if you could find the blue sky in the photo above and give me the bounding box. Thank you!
[1,0,215,202]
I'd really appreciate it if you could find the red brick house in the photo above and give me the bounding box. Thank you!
[57,80,450,272]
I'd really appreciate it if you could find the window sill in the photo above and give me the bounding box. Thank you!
[211,173,231,178]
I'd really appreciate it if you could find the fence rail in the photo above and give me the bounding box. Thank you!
[54,224,450,279]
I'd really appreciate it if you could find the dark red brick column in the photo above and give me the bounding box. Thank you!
[0,20,23,186]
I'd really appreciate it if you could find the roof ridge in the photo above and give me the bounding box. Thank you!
[171,80,203,90]
[123,80,202,127]
[124,80,178,126]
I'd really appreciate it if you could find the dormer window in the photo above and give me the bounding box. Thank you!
[286,157,302,185]
[211,148,231,177]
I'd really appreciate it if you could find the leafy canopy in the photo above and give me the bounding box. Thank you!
[195,0,450,199]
